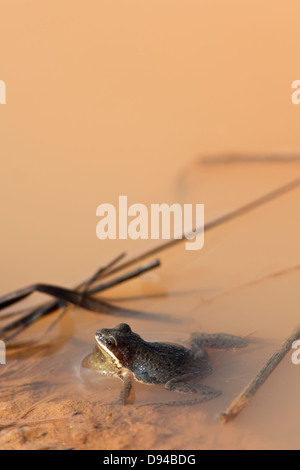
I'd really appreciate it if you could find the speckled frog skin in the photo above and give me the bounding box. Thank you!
[89,323,248,406]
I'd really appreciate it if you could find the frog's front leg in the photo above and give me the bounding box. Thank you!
[190,332,248,350]
[117,370,135,405]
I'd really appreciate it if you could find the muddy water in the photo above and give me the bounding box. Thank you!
[0,0,300,450]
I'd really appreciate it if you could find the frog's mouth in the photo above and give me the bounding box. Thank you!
[95,334,122,369]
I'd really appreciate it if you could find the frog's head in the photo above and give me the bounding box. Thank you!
[95,323,142,369]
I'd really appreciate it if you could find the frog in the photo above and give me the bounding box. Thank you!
[84,323,248,406]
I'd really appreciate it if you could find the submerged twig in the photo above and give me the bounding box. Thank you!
[221,323,300,423]
[199,153,300,165]
[101,177,300,277]
[0,258,162,341]
[1,253,128,339]
[204,263,300,306]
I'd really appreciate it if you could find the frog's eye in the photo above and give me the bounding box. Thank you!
[106,337,116,348]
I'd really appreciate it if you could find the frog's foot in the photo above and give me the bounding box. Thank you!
[190,332,248,350]
[135,380,221,409]
[116,371,135,405]
[135,393,221,408]
[165,375,221,397]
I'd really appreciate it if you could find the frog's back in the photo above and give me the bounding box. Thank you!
[130,342,209,385]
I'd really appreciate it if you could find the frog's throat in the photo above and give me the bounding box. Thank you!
[96,342,122,369]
